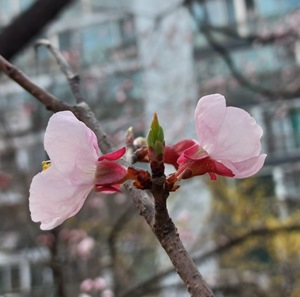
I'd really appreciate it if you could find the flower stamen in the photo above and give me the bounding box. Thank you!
[41,161,51,171]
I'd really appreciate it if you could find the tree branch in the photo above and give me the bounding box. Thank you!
[35,39,84,103]
[0,56,214,297]
[0,0,75,60]
[0,55,71,112]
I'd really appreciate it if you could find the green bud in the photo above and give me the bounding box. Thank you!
[147,113,164,148]
[147,113,165,176]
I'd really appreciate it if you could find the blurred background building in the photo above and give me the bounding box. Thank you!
[1,0,300,296]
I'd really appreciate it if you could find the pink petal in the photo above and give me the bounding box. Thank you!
[98,147,126,161]
[44,111,99,184]
[209,106,263,162]
[178,143,209,163]
[222,154,267,178]
[165,139,196,168]
[194,94,226,153]
[29,166,93,230]
[95,184,121,193]
[176,152,234,180]
[95,161,127,185]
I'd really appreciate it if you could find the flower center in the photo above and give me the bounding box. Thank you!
[41,161,51,171]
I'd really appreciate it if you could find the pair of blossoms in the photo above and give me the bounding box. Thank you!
[29,94,266,230]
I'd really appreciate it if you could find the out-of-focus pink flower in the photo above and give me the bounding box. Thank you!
[0,171,11,189]
[76,237,95,259]
[93,277,106,291]
[67,229,87,243]
[78,293,92,297]
[80,279,94,292]
[101,289,114,297]
[176,94,266,180]
[36,233,55,248]
[29,111,128,230]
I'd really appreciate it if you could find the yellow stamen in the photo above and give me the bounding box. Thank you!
[42,161,51,171]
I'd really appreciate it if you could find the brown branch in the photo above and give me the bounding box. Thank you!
[0,55,71,112]
[0,55,112,154]
[146,149,214,297]
[121,223,300,297]
[0,0,75,60]
[49,227,68,297]
[0,56,215,297]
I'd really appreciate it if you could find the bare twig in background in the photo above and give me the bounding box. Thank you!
[108,205,136,295]
[200,27,300,99]
[121,223,300,297]
[184,0,300,100]
[35,39,84,103]
[0,0,75,60]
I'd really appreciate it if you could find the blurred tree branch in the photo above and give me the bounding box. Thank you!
[0,0,75,60]
[183,0,300,100]
[108,205,136,295]
[35,40,84,104]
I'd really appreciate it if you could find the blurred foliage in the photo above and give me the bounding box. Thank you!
[208,176,300,297]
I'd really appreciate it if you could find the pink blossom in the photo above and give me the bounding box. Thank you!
[76,237,95,259]
[95,148,128,193]
[164,139,196,169]
[176,94,266,180]
[36,233,55,248]
[78,294,92,297]
[29,111,128,230]
[0,171,11,189]
[101,289,114,297]
[80,279,94,292]
[93,277,106,291]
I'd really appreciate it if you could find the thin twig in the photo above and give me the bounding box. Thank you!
[35,39,84,103]
[108,204,135,295]
[185,2,300,100]
[0,55,112,154]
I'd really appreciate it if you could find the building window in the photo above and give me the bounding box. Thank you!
[284,170,300,200]
[0,0,13,25]
[11,266,20,290]
[81,21,122,65]
[245,0,255,12]
[120,17,135,44]
[19,0,34,10]
[289,107,300,148]
[264,104,300,155]
[205,0,229,26]
[225,0,235,24]
[58,30,72,51]
[264,106,296,155]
